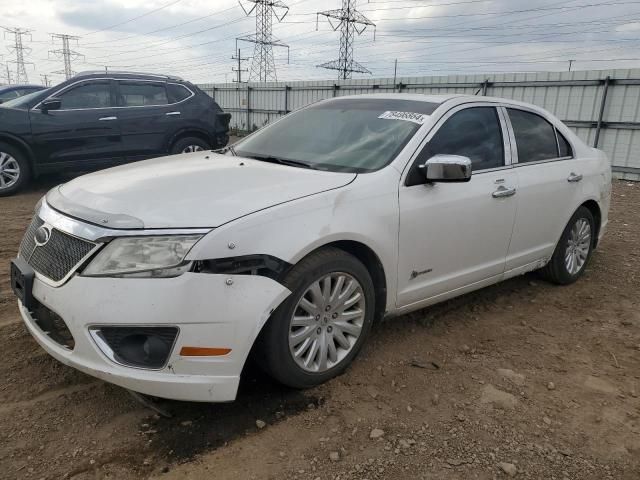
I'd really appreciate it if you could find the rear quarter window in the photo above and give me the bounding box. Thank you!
[167,84,192,103]
[557,131,573,157]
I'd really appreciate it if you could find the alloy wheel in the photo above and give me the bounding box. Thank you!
[181,145,204,153]
[565,217,591,275]
[288,272,366,373]
[0,152,20,190]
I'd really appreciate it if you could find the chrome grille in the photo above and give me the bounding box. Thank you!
[19,216,97,283]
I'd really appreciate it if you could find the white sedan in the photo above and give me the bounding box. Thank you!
[11,94,611,402]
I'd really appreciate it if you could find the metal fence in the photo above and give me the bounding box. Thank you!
[199,68,640,180]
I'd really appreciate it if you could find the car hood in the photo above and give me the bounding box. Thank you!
[47,153,356,229]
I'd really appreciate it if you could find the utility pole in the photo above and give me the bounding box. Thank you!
[231,48,249,83]
[568,59,575,72]
[40,74,52,87]
[3,27,34,84]
[393,59,398,92]
[317,0,376,80]
[49,33,84,80]
[237,0,290,82]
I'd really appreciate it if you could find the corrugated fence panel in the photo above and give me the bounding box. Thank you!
[199,69,640,179]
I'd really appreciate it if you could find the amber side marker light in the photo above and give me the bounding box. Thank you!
[180,347,232,356]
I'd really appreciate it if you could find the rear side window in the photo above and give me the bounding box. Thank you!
[119,82,168,107]
[557,131,573,157]
[167,83,192,103]
[419,106,505,171]
[59,82,112,109]
[508,108,559,163]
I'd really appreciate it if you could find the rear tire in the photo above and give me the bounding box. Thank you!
[257,247,376,389]
[170,137,211,154]
[0,142,30,197]
[539,206,595,285]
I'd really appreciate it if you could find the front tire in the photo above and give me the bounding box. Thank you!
[539,206,595,285]
[257,248,376,389]
[170,137,211,154]
[0,142,30,197]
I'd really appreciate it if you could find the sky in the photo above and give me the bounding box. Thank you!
[1,0,640,86]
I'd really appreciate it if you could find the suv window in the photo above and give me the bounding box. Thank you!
[59,82,112,109]
[417,106,505,172]
[119,82,168,107]
[557,130,572,157]
[507,108,559,163]
[167,83,192,103]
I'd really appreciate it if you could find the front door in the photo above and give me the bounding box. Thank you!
[30,79,123,169]
[397,105,518,308]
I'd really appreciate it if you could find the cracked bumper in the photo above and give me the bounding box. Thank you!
[19,272,290,402]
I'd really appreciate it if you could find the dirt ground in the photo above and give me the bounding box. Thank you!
[0,178,639,480]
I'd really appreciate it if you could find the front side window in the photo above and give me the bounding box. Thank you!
[508,108,559,163]
[119,82,168,107]
[416,106,505,173]
[59,82,112,109]
[234,98,440,173]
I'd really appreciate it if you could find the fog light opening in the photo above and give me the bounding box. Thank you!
[90,326,178,369]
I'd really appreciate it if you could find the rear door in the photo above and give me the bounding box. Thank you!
[29,79,123,168]
[503,106,589,276]
[115,80,179,161]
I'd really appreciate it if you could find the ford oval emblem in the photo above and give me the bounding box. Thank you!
[34,225,52,247]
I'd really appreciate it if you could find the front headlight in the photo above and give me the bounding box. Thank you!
[82,235,202,278]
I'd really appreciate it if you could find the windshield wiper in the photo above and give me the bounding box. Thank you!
[215,144,237,156]
[244,154,314,169]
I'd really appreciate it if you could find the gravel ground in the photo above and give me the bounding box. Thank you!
[0,176,638,480]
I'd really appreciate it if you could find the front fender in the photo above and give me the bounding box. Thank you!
[186,169,401,312]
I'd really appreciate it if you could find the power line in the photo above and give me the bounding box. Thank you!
[3,27,33,84]
[82,0,184,36]
[317,0,376,79]
[49,34,84,80]
[237,0,291,82]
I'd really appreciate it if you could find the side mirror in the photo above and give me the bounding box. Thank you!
[421,154,472,182]
[40,98,62,113]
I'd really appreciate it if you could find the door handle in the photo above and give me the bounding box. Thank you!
[567,172,583,183]
[98,116,117,121]
[166,111,181,116]
[492,186,517,198]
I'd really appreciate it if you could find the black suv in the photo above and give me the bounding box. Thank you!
[0,71,230,196]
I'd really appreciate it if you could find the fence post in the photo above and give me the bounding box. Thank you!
[482,79,489,96]
[594,76,611,148]
[398,82,404,93]
[284,85,290,114]
[333,84,338,97]
[246,85,251,133]
[211,86,216,101]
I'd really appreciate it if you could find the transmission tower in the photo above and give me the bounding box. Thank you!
[317,0,376,80]
[40,74,52,87]
[49,34,84,80]
[1,63,10,85]
[237,0,290,82]
[3,27,34,84]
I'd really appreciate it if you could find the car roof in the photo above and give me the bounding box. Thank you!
[323,93,554,117]
[0,84,43,92]
[73,71,184,82]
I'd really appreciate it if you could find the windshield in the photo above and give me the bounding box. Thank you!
[1,89,49,109]
[234,98,440,173]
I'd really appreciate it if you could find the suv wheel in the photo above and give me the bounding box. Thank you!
[0,142,30,197]
[171,137,211,154]
[257,248,375,389]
